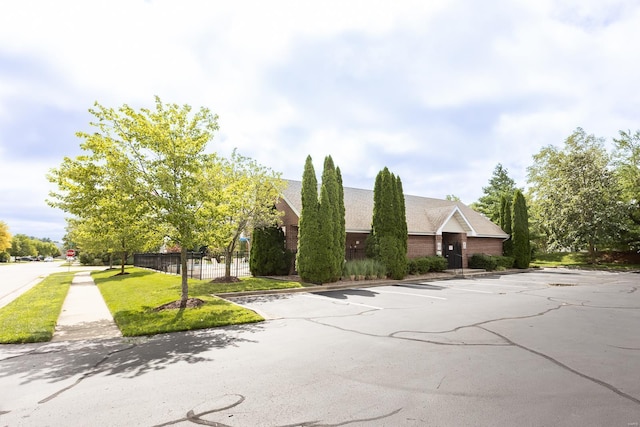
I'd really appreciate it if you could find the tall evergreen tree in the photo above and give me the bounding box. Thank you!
[298,156,320,282]
[369,167,407,279]
[298,155,345,283]
[336,166,346,272]
[500,195,513,256]
[395,175,408,257]
[250,224,288,276]
[472,163,518,223]
[512,190,530,268]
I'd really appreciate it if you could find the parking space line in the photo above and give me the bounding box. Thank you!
[300,294,384,310]
[471,282,528,288]
[446,287,493,294]
[374,289,447,300]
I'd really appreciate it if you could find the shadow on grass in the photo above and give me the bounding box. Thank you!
[93,269,155,284]
[0,322,265,386]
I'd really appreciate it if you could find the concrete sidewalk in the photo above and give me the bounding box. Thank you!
[52,272,122,342]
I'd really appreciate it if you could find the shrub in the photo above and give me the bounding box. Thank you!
[429,256,447,272]
[407,256,447,274]
[495,256,515,269]
[469,253,498,271]
[342,259,386,280]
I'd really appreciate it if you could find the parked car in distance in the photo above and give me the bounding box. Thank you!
[44,257,54,262]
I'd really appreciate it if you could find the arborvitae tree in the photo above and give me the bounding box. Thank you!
[298,155,345,283]
[395,175,408,257]
[250,224,288,276]
[298,156,321,282]
[512,190,531,268]
[366,171,384,258]
[500,195,514,256]
[336,166,346,273]
[369,167,408,279]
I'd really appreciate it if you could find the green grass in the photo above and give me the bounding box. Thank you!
[201,276,304,293]
[0,272,75,344]
[532,252,640,271]
[92,268,300,336]
[531,252,590,268]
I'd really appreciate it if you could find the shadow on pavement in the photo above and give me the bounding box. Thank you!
[0,323,264,385]
[314,289,378,299]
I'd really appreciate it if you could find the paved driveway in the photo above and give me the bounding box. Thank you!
[0,269,639,426]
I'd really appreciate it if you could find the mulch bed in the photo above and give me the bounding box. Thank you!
[153,298,205,311]
[210,276,242,283]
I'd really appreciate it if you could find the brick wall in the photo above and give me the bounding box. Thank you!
[408,235,437,258]
[466,237,504,257]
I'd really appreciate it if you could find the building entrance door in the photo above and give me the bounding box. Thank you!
[444,241,462,269]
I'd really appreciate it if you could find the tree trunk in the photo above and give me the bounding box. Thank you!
[180,247,189,307]
[588,241,596,264]
[224,248,232,279]
[224,240,237,280]
[120,251,126,275]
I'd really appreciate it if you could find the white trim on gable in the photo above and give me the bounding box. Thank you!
[436,206,477,236]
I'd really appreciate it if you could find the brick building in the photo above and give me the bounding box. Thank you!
[277,180,508,269]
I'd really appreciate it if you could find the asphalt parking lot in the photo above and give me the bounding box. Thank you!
[1,268,639,426]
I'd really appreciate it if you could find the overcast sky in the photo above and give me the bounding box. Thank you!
[1,0,640,242]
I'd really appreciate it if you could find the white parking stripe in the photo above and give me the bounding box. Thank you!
[471,282,528,288]
[300,293,384,310]
[374,289,447,300]
[448,287,492,294]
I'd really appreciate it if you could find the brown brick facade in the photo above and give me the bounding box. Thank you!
[466,237,503,257]
[274,193,506,268]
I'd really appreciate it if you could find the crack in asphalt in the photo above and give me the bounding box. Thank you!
[478,326,640,407]
[37,344,137,404]
[154,394,402,426]
[307,302,640,407]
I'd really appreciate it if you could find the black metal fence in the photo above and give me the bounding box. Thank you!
[134,251,251,280]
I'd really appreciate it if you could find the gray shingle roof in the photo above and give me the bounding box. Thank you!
[281,180,508,238]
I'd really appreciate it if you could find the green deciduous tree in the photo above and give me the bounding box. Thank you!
[49,97,220,306]
[527,128,625,261]
[512,190,530,268]
[613,129,640,249]
[9,234,37,258]
[213,149,285,280]
[0,221,11,254]
[472,163,518,223]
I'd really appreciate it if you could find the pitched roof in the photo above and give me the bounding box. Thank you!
[281,180,508,238]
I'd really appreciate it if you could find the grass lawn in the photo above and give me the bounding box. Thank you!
[531,252,590,268]
[92,267,301,337]
[0,272,74,344]
[532,252,640,271]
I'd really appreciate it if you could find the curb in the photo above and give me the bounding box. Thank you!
[213,269,534,299]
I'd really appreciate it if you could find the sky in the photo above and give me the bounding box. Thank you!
[1,0,640,243]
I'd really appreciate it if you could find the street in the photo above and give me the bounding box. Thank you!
[0,261,105,309]
[0,268,639,426]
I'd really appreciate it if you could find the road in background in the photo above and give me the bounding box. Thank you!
[0,261,105,308]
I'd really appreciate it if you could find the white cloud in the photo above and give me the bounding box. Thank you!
[2,0,640,239]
